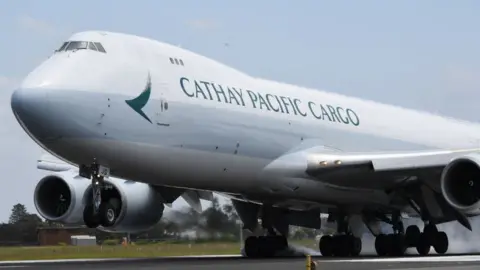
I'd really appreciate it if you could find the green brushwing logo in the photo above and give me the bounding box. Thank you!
[126,73,152,123]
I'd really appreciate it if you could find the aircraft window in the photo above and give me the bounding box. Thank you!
[66,41,88,51]
[179,59,184,66]
[170,58,175,64]
[94,42,106,53]
[174,59,179,65]
[88,42,98,51]
[56,42,69,52]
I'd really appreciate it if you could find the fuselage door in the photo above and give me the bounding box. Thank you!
[155,82,170,127]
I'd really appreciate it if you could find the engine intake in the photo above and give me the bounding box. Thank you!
[34,171,90,223]
[441,153,480,213]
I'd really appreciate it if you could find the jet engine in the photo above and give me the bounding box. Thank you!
[34,171,165,233]
[83,178,165,233]
[34,170,90,224]
[441,153,480,214]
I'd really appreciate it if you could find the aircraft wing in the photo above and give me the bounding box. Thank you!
[37,152,76,172]
[263,146,480,230]
[265,147,480,191]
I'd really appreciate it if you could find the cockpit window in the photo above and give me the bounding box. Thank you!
[66,41,88,51]
[54,41,107,54]
[88,42,98,51]
[56,42,69,52]
[94,42,106,53]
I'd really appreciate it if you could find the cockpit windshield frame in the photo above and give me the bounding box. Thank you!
[55,41,107,54]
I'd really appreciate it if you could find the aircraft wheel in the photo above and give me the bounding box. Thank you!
[350,235,362,256]
[405,225,421,247]
[433,231,449,254]
[319,235,334,256]
[83,204,100,228]
[416,233,431,255]
[424,224,438,243]
[390,234,406,256]
[375,234,389,256]
[276,235,288,251]
[259,236,275,257]
[99,202,118,227]
[244,235,286,258]
[244,236,260,258]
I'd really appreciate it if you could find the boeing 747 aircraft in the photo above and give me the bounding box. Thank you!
[9,31,480,258]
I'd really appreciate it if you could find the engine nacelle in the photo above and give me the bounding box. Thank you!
[441,153,480,214]
[83,178,165,233]
[34,170,90,224]
[34,171,165,233]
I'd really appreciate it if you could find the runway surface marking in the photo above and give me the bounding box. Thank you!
[387,267,478,270]
[0,255,241,265]
[322,254,480,263]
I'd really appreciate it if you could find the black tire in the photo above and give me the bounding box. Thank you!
[375,234,388,256]
[416,233,430,256]
[334,235,349,257]
[257,236,274,258]
[83,205,99,228]
[424,224,438,243]
[277,236,288,251]
[319,235,333,256]
[351,236,362,256]
[99,202,117,227]
[405,225,421,247]
[244,236,259,258]
[433,231,448,254]
[391,234,406,256]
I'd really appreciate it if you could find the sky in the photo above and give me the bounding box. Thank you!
[0,0,479,222]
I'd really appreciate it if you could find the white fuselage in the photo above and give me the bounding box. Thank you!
[11,31,480,213]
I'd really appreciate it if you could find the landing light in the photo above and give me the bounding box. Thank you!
[334,160,342,165]
[319,161,328,166]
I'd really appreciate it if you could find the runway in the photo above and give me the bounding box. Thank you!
[2,255,480,270]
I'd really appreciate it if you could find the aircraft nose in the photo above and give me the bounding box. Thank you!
[10,88,28,115]
[10,87,52,142]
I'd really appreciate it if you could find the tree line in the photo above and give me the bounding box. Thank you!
[0,198,243,245]
[0,197,318,246]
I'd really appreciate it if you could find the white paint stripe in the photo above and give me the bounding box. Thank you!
[321,255,480,263]
[0,254,242,265]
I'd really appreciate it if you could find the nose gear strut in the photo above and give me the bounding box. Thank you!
[81,159,118,228]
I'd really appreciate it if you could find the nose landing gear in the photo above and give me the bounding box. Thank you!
[80,159,119,228]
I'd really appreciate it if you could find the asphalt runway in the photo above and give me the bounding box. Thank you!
[2,255,480,270]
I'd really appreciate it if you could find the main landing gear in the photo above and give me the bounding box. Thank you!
[244,235,288,258]
[243,206,289,258]
[319,215,362,257]
[374,213,449,256]
[81,159,119,229]
[319,212,449,257]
